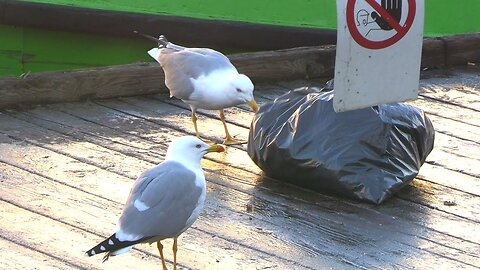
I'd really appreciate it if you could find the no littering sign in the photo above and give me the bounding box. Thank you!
[334,0,424,112]
[347,0,416,49]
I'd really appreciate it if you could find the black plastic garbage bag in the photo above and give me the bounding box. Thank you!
[247,87,435,204]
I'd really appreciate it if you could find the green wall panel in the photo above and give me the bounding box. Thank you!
[0,24,24,76]
[0,24,153,77]
[18,0,480,36]
[22,29,151,66]
[425,1,480,36]
[19,0,337,29]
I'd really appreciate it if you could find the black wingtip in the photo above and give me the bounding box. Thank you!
[85,233,120,258]
[85,233,150,260]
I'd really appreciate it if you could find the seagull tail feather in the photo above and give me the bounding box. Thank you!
[133,31,170,48]
[133,31,185,51]
[84,233,149,261]
[157,35,170,48]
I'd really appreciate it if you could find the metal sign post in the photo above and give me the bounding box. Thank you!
[334,0,425,112]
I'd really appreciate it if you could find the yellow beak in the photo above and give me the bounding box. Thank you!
[206,144,225,153]
[247,99,259,112]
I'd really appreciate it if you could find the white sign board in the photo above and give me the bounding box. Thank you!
[334,0,425,112]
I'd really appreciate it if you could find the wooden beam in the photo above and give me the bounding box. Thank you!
[442,34,480,66]
[0,46,336,109]
[0,33,479,109]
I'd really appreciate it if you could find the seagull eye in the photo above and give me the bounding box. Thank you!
[236,88,242,93]
[195,144,202,149]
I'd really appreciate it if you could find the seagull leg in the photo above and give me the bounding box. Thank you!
[190,106,215,143]
[172,238,178,270]
[220,109,244,145]
[157,241,168,270]
[190,108,200,138]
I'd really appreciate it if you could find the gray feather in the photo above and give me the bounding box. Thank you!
[158,47,236,100]
[118,161,202,239]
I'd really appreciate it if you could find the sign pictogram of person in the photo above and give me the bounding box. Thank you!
[347,0,415,49]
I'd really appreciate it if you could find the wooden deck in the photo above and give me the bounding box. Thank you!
[0,67,479,270]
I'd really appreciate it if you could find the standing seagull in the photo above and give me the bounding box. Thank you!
[141,33,259,145]
[85,136,224,269]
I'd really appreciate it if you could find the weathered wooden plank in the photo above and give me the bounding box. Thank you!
[409,99,480,145]
[1,105,478,268]
[0,234,77,270]
[426,139,480,174]
[410,97,480,128]
[0,115,357,269]
[398,179,480,223]
[0,135,472,270]
[1,34,479,109]
[0,199,161,270]
[0,139,344,270]
[8,102,480,254]
[90,97,480,225]
[0,161,297,270]
[417,163,480,197]
[143,93,480,185]
[419,67,480,111]
[422,112,480,144]
[103,97,252,146]
[38,99,261,177]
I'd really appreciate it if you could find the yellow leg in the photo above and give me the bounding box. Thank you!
[220,110,243,145]
[191,112,200,138]
[157,241,168,270]
[173,238,178,270]
[191,111,214,144]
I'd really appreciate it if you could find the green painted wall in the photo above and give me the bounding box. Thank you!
[19,0,480,36]
[19,0,338,30]
[0,25,24,76]
[0,24,153,77]
[1,1,479,77]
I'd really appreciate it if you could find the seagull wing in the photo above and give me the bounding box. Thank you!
[154,47,236,100]
[160,47,235,78]
[117,160,203,241]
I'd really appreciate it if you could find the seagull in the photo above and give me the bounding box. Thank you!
[85,136,225,270]
[139,32,259,145]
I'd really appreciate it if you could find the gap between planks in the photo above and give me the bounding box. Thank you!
[13,95,480,224]
[0,126,472,270]
[1,104,478,249]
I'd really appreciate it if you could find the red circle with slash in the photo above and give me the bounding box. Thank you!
[346,0,416,49]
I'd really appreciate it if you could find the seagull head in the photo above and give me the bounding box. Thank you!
[165,136,225,165]
[229,74,259,112]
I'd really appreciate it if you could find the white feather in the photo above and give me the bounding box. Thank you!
[147,48,161,63]
[133,199,150,211]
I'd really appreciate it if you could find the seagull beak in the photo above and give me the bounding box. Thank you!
[247,99,259,112]
[206,144,225,153]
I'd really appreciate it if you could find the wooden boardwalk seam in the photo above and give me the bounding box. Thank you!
[0,67,479,269]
